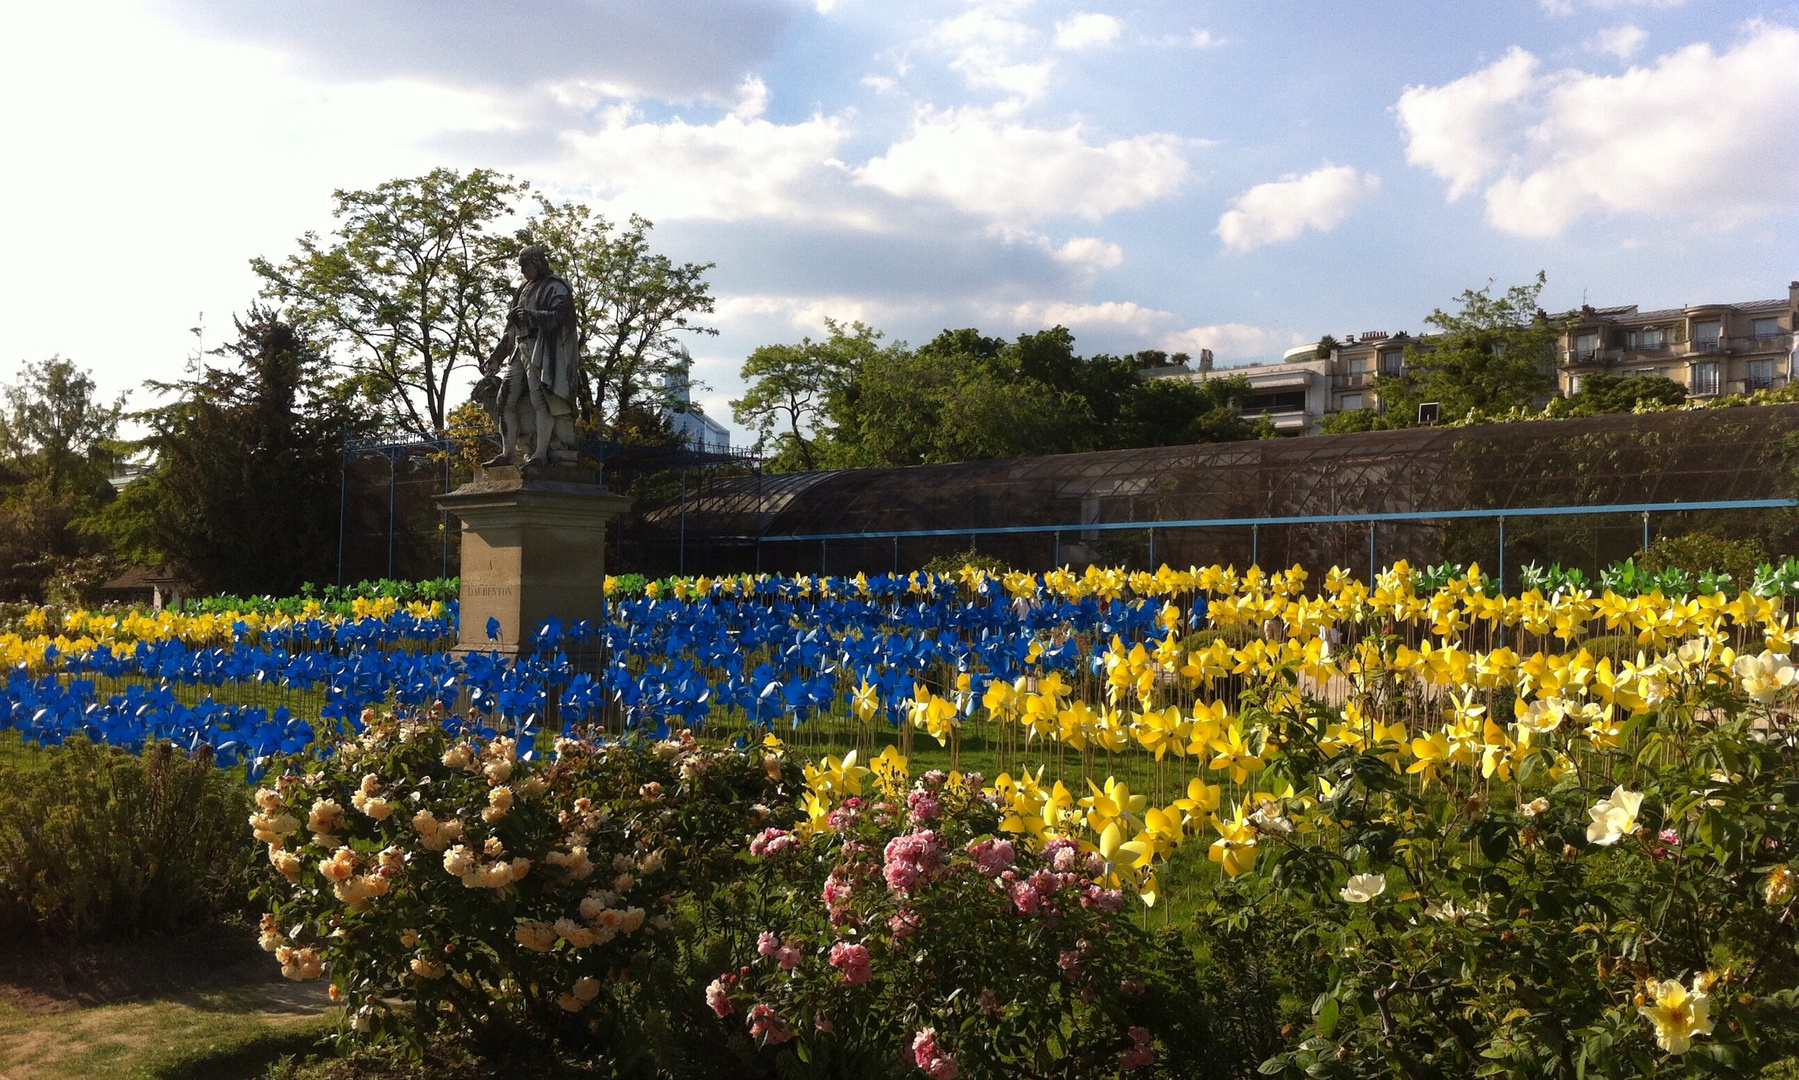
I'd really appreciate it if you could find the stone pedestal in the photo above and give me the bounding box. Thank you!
[437,465,631,658]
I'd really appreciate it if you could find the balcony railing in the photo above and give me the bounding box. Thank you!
[1330,372,1376,390]
[1691,338,1722,353]
[1726,374,1788,395]
[1728,333,1794,352]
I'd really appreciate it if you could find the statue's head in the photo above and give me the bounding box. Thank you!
[519,245,552,282]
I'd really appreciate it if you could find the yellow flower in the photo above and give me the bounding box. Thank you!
[1082,777,1147,835]
[1638,975,1714,1055]
[1209,804,1260,877]
[1207,723,1266,784]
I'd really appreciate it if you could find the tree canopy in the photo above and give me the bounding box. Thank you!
[253,168,713,440]
[0,358,124,600]
[1373,272,1566,424]
[92,309,367,595]
[735,323,1270,470]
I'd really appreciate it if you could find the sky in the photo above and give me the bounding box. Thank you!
[3,0,1797,444]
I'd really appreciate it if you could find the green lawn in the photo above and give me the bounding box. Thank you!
[0,987,332,1080]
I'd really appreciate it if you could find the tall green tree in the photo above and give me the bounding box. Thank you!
[0,358,124,600]
[822,328,1093,467]
[1376,272,1566,424]
[731,320,883,470]
[524,200,716,433]
[251,168,524,437]
[94,309,367,595]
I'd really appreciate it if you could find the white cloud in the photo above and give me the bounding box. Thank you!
[1215,164,1380,252]
[716,293,887,333]
[1396,47,1538,200]
[730,74,771,119]
[1055,12,1121,50]
[1161,324,1281,362]
[1053,236,1124,268]
[927,2,1055,102]
[1397,22,1799,237]
[1589,24,1647,61]
[1003,300,1166,333]
[991,302,1279,361]
[1146,29,1225,47]
[949,48,1054,100]
[860,108,1192,224]
[549,103,861,225]
[0,0,516,401]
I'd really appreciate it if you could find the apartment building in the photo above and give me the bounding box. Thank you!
[1172,330,1414,435]
[1176,280,1799,435]
[1557,283,1798,399]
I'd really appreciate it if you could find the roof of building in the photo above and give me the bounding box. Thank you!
[102,565,189,591]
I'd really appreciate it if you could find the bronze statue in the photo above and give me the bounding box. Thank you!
[480,245,581,467]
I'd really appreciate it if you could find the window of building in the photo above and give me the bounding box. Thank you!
[1748,359,1777,390]
[1626,328,1664,350]
[1242,390,1307,414]
[1691,361,1720,396]
[1753,317,1783,338]
[1573,331,1598,359]
[1568,374,1584,394]
[1692,320,1722,349]
[1380,351,1403,375]
[1340,394,1364,412]
[1347,356,1370,374]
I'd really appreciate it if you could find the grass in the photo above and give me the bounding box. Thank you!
[0,988,332,1080]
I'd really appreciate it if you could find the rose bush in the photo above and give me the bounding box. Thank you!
[707,746,1213,1080]
[251,708,802,1074]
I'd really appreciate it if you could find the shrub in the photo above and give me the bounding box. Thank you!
[1642,531,1768,589]
[923,549,1009,577]
[251,711,800,1074]
[0,736,255,940]
[708,752,1214,1079]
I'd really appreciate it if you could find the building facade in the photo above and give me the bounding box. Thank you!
[1172,331,1414,435]
[1172,281,1798,435]
[1556,283,1798,400]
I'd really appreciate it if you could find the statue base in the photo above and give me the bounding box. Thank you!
[437,464,632,659]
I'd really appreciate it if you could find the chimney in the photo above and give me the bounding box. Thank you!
[1790,280,1798,312]
[1199,348,1214,372]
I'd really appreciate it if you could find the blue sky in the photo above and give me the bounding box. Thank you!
[3,0,1796,442]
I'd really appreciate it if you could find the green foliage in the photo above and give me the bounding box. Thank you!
[252,168,525,437]
[1318,408,1406,434]
[922,548,1010,577]
[1376,272,1566,424]
[1547,372,1688,418]
[1235,658,1799,1079]
[0,737,254,941]
[739,323,1269,470]
[718,772,1216,1078]
[254,717,800,1073]
[1642,532,1768,589]
[252,170,715,440]
[90,310,365,596]
[182,576,461,616]
[731,320,883,471]
[0,357,125,601]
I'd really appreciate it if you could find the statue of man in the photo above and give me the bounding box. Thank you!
[481,245,581,467]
